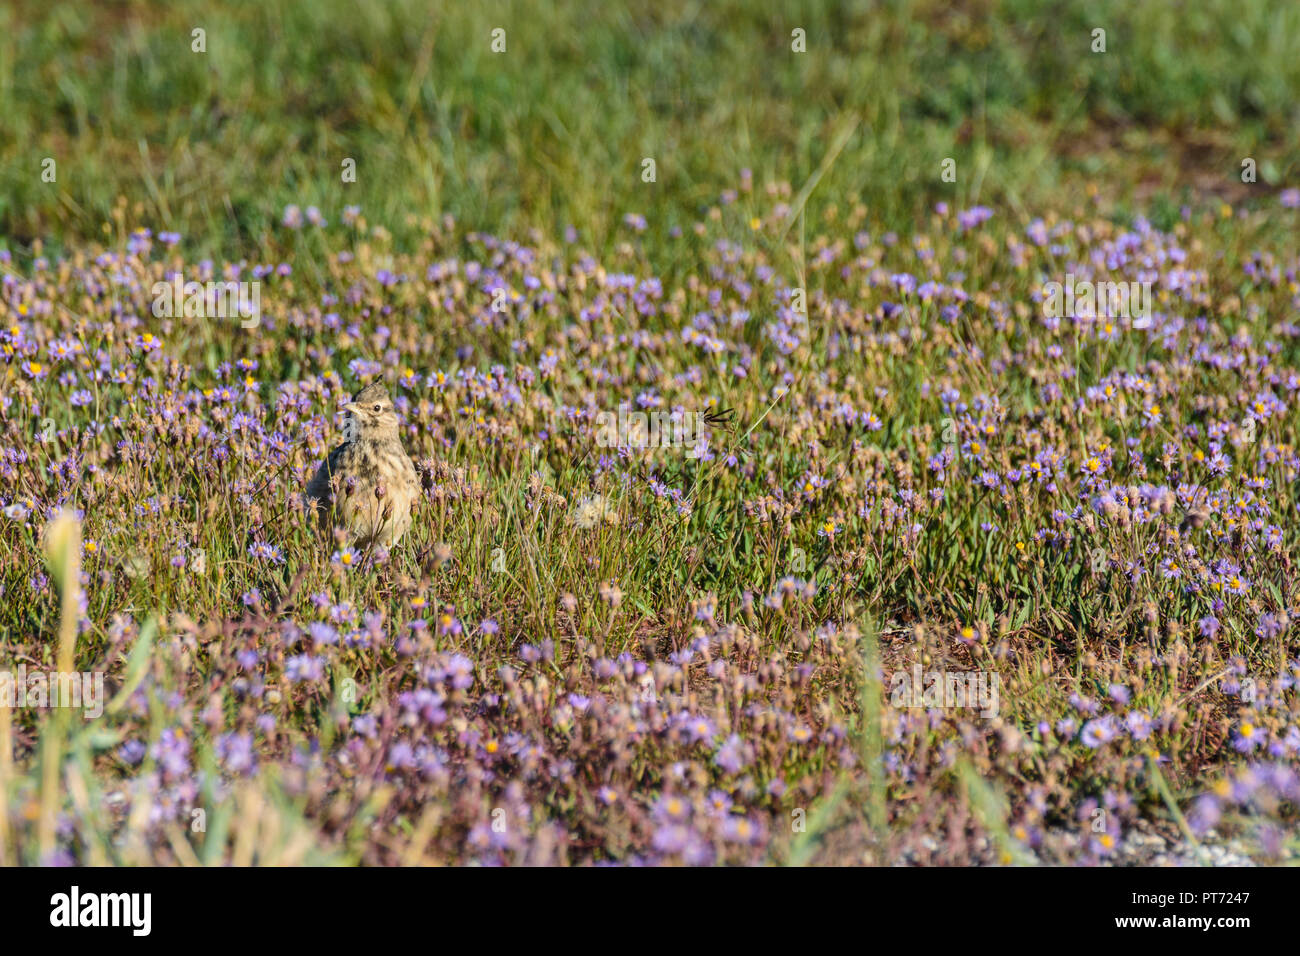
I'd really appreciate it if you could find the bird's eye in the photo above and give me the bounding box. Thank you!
[373,404,382,412]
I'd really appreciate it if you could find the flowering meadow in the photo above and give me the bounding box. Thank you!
[4,0,1300,872]
[2,181,1300,866]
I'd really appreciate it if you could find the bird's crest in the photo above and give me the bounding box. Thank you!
[352,381,391,404]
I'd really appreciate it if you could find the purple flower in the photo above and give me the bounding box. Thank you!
[651,824,690,854]
[1125,711,1153,740]
[216,733,256,775]
[714,734,748,774]
[285,654,325,683]
[1081,716,1118,748]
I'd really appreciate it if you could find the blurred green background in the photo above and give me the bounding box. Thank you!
[2,0,1298,255]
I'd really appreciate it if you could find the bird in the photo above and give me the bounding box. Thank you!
[305,381,420,550]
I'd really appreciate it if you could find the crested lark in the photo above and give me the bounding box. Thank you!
[305,381,420,549]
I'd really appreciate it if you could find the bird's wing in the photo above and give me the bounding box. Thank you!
[305,444,348,504]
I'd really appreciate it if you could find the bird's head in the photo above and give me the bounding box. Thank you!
[341,381,400,441]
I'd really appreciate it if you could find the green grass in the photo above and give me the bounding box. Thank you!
[2,0,1299,258]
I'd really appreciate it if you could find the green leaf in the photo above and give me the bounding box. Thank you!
[106,616,157,716]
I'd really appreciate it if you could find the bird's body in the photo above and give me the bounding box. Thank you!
[305,382,419,549]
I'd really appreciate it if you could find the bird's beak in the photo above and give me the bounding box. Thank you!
[343,403,361,415]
